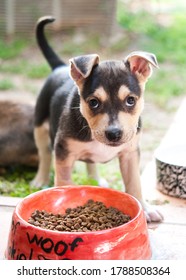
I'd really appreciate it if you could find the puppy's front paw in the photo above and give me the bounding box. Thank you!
[30,175,50,188]
[141,201,164,223]
[98,177,109,188]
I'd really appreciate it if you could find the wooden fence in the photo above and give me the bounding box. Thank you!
[0,0,117,37]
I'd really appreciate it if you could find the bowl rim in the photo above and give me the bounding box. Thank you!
[154,145,186,168]
[15,185,143,236]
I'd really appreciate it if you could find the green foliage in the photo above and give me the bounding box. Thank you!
[147,66,186,107]
[1,61,50,79]
[0,161,123,197]
[0,61,26,74]
[0,79,15,90]
[26,63,50,79]
[144,14,186,65]
[61,34,101,56]
[0,39,28,59]
[0,166,39,197]
[117,7,155,34]
[117,1,186,105]
[117,3,186,65]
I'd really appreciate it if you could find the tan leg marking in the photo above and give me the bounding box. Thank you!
[31,122,52,187]
[86,163,109,187]
[119,148,143,201]
[54,155,75,187]
[119,140,163,222]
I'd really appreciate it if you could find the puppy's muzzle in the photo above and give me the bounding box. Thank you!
[105,127,123,143]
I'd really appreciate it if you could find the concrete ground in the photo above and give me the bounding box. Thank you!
[0,99,186,260]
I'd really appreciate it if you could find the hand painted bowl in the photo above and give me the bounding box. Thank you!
[5,186,151,260]
[155,145,186,198]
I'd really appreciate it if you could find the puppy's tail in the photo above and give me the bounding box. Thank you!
[36,16,66,70]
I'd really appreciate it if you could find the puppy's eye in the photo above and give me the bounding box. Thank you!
[88,98,100,109]
[125,96,136,107]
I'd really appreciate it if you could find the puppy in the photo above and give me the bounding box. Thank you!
[32,16,163,222]
[0,100,38,170]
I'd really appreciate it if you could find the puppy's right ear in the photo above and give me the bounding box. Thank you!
[69,54,99,85]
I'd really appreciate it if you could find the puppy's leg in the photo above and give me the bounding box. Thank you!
[31,122,52,187]
[86,163,109,187]
[54,158,74,186]
[119,147,163,222]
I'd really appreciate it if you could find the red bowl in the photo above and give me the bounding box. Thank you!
[5,186,151,260]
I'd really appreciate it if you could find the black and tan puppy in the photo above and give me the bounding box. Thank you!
[32,16,163,222]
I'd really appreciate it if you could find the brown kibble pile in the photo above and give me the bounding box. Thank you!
[28,199,131,232]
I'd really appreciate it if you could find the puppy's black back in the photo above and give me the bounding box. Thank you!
[35,67,68,121]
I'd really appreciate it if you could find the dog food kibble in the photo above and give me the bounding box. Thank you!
[28,200,131,232]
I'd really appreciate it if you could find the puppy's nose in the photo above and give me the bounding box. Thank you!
[105,127,122,142]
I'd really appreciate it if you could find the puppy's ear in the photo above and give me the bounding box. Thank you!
[125,51,158,82]
[69,54,99,84]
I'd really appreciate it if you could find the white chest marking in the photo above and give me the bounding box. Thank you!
[67,139,133,163]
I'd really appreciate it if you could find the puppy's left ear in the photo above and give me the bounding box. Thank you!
[125,51,158,82]
[69,54,99,85]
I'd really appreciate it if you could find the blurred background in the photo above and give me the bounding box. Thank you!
[0,0,186,196]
